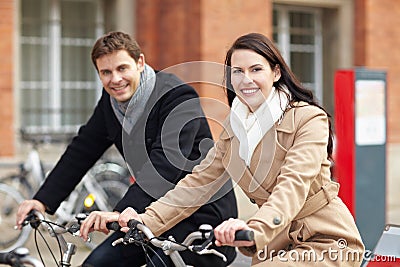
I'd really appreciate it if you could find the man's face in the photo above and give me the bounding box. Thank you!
[96,50,145,102]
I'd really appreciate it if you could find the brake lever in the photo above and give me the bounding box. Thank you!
[196,248,227,262]
[111,237,124,246]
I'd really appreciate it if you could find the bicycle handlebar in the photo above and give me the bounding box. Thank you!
[0,248,44,267]
[107,219,254,242]
[106,221,121,231]
[110,219,254,257]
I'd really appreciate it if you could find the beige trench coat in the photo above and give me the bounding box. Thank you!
[141,102,365,266]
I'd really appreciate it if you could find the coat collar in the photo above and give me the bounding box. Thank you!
[220,101,309,195]
[219,102,302,140]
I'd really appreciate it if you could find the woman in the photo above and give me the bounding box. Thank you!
[114,33,365,266]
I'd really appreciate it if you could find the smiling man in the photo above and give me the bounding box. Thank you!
[16,31,238,267]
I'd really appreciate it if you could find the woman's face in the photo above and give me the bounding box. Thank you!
[230,49,281,112]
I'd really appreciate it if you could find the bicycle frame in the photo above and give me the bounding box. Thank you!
[22,146,45,192]
[56,169,125,223]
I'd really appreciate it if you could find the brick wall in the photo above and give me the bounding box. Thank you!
[0,0,14,156]
[199,0,271,136]
[136,0,272,137]
[355,0,400,143]
[135,0,201,70]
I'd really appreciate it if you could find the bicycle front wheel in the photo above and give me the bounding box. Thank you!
[0,183,31,252]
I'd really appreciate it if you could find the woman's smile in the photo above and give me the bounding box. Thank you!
[240,87,260,96]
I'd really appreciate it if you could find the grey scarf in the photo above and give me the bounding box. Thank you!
[111,64,156,133]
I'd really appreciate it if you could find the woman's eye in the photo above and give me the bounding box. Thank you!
[252,67,263,72]
[232,69,242,74]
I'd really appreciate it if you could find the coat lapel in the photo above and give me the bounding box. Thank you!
[221,120,274,195]
[248,127,276,192]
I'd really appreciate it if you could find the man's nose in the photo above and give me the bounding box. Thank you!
[111,72,123,83]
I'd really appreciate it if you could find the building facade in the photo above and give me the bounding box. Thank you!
[0,0,399,221]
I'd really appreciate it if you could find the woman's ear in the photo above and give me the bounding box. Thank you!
[274,65,281,82]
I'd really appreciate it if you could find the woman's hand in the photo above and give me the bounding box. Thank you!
[214,218,255,247]
[118,207,142,232]
[79,211,119,241]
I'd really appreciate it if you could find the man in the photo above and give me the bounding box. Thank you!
[16,31,238,267]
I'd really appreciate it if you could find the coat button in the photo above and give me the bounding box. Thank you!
[146,138,152,144]
[250,198,256,204]
[273,217,281,225]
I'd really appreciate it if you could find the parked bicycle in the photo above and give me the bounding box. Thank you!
[109,219,254,267]
[0,183,31,254]
[0,129,130,252]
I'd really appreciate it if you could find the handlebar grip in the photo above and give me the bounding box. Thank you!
[0,252,14,264]
[24,210,43,229]
[127,219,142,228]
[106,221,121,231]
[235,230,254,241]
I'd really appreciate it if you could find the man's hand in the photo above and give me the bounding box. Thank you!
[118,207,142,232]
[79,211,120,242]
[16,199,46,230]
[214,218,255,247]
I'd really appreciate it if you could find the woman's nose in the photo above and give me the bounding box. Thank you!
[242,71,253,84]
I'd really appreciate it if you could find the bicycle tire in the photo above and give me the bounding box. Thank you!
[0,173,33,199]
[75,180,128,250]
[90,162,130,184]
[0,183,32,252]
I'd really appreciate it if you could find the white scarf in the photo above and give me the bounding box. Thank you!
[230,87,289,166]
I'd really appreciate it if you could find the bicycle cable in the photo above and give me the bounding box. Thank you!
[32,219,69,267]
[142,238,168,267]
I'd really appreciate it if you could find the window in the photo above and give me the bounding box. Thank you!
[20,0,104,134]
[273,5,323,103]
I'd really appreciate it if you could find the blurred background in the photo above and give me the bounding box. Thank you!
[0,0,399,264]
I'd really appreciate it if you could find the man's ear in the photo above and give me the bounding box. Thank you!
[137,53,145,72]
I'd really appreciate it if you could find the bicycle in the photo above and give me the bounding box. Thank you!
[0,129,130,252]
[109,219,254,267]
[0,247,44,267]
